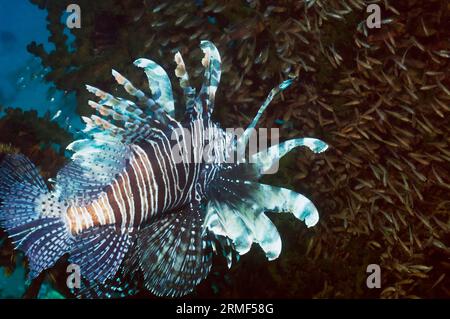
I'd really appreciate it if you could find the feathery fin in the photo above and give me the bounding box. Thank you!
[174,52,198,119]
[134,203,213,297]
[252,137,328,175]
[69,226,133,284]
[0,154,73,279]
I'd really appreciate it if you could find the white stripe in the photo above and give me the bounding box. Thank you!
[73,207,83,233]
[101,193,116,224]
[149,140,170,212]
[111,178,127,231]
[134,145,158,216]
[92,200,106,225]
[123,171,135,228]
[82,207,94,228]
[130,155,148,224]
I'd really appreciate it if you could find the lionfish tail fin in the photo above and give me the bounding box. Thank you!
[133,203,213,297]
[0,154,73,279]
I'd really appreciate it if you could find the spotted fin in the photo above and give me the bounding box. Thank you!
[56,135,131,201]
[174,51,197,119]
[69,226,134,285]
[73,262,139,299]
[134,203,213,297]
[0,154,73,279]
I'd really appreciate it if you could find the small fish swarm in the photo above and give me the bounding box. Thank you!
[4,0,449,298]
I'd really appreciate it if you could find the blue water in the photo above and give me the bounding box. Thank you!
[0,0,80,132]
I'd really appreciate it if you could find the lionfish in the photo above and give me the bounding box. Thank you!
[0,41,328,298]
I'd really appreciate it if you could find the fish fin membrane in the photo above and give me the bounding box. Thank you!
[0,154,73,278]
[135,203,213,297]
[73,265,140,299]
[57,136,131,201]
[69,226,134,285]
[206,179,320,260]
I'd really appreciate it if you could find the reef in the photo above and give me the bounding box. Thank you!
[0,0,448,298]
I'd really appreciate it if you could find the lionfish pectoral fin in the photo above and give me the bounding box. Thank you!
[206,200,254,257]
[0,154,73,279]
[245,182,320,228]
[206,199,282,262]
[237,78,296,150]
[206,180,319,262]
[251,137,329,175]
[68,226,134,287]
[134,203,213,297]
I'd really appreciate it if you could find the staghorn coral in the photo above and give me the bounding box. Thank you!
[20,0,450,298]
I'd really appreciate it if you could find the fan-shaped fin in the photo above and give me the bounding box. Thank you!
[112,69,157,112]
[134,203,213,297]
[69,226,133,284]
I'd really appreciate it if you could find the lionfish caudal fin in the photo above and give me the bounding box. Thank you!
[0,154,73,279]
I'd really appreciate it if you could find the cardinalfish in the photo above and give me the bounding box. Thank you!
[0,41,328,298]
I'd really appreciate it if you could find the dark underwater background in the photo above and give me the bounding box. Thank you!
[0,0,449,299]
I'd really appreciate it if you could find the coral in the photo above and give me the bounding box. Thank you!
[17,0,450,298]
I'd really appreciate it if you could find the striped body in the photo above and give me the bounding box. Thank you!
[65,117,225,235]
